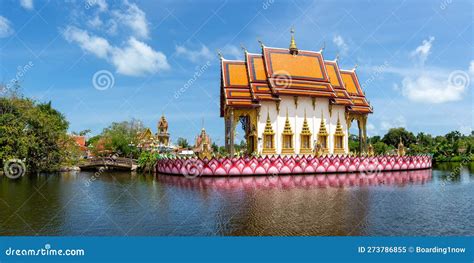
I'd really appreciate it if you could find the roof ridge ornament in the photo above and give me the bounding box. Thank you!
[240,43,247,53]
[353,64,358,71]
[319,41,326,53]
[217,49,223,60]
[257,38,265,48]
[289,27,298,55]
[335,54,339,62]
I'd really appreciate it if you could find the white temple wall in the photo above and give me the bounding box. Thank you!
[257,96,349,155]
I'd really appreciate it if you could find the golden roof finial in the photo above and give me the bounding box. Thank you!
[289,27,298,55]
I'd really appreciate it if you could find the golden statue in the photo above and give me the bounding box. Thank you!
[194,128,213,159]
[367,143,374,157]
[157,114,170,146]
[397,137,405,157]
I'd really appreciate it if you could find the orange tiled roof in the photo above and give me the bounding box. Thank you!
[340,69,373,113]
[219,42,372,115]
[324,60,353,106]
[220,60,257,116]
[246,53,277,101]
[262,47,336,97]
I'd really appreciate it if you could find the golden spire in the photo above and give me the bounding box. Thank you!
[289,27,298,55]
[335,114,344,136]
[318,110,328,136]
[301,109,311,135]
[283,108,293,135]
[263,110,274,135]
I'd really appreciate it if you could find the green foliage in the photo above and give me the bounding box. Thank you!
[348,134,359,154]
[138,151,174,172]
[382,127,416,148]
[0,97,71,172]
[91,119,144,158]
[177,137,190,148]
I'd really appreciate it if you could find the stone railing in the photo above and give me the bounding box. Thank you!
[155,155,432,177]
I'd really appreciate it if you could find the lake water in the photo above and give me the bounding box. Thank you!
[1,163,473,236]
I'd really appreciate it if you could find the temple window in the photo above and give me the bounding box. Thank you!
[299,110,312,154]
[262,112,276,154]
[281,110,294,154]
[317,112,329,154]
[333,115,345,155]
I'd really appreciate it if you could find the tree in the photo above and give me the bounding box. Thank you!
[382,127,416,148]
[211,142,219,153]
[0,97,71,172]
[177,137,190,148]
[98,119,144,157]
[348,134,359,154]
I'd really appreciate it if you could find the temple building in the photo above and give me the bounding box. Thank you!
[220,29,372,156]
[137,114,174,152]
[193,128,213,159]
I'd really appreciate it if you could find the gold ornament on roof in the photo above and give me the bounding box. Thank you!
[289,27,298,55]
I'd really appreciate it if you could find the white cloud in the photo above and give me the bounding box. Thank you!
[63,26,111,59]
[333,34,348,55]
[410,36,434,65]
[20,0,33,10]
[400,71,467,103]
[87,16,103,28]
[175,45,213,63]
[111,37,169,76]
[0,16,14,38]
[113,1,149,39]
[469,60,474,75]
[381,116,406,131]
[63,26,169,76]
[221,45,242,60]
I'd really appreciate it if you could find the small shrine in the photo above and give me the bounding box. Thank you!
[137,114,174,152]
[194,128,213,159]
[157,114,170,146]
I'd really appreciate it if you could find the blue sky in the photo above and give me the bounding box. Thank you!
[0,0,472,145]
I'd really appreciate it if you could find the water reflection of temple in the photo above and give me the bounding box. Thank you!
[156,169,432,189]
